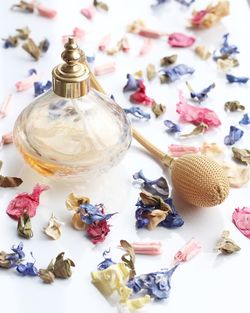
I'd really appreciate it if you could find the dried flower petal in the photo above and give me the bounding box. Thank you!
[138,28,165,39]
[186,82,215,102]
[16,252,38,276]
[120,240,136,279]
[16,27,31,40]
[129,81,154,106]
[123,74,141,92]
[94,62,116,76]
[217,58,239,71]
[194,45,211,60]
[218,161,250,188]
[6,184,49,220]
[168,144,200,157]
[71,212,87,230]
[239,113,250,126]
[36,4,57,18]
[34,81,52,97]
[224,101,245,112]
[159,198,184,228]
[127,265,178,300]
[224,126,243,145]
[226,74,249,84]
[176,91,221,127]
[146,64,156,80]
[152,102,166,118]
[200,142,223,157]
[53,252,75,278]
[233,207,250,238]
[232,147,250,165]
[44,214,64,240]
[160,54,177,66]
[16,70,39,92]
[97,249,116,270]
[174,238,202,263]
[215,230,240,254]
[80,6,96,19]
[168,32,195,48]
[160,64,194,83]
[180,122,208,137]
[127,19,145,33]
[124,107,151,120]
[17,212,33,239]
[139,38,152,56]
[11,1,34,13]
[126,241,162,255]
[22,38,41,60]
[38,38,50,52]
[164,119,181,133]
[66,192,90,211]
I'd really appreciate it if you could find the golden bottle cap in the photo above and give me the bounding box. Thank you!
[52,38,90,98]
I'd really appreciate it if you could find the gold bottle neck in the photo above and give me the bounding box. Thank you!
[52,38,90,98]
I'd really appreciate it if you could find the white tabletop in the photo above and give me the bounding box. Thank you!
[0,1,250,313]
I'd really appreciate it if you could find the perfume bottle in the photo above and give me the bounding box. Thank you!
[14,38,132,178]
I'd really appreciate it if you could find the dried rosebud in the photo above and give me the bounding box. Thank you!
[93,0,109,11]
[22,38,41,60]
[146,64,156,80]
[17,212,33,239]
[53,252,75,278]
[38,269,55,284]
[215,230,240,254]
[151,102,166,118]
[224,101,245,112]
[160,55,177,66]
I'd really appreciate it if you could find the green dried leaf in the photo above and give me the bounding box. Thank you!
[11,1,34,12]
[53,252,75,279]
[160,54,177,67]
[146,64,156,81]
[151,101,166,118]
[120,240,136,280]
[180,122,208,138]
[93,0,109,11]
[215,230,240,254]
[224,101,245,112]
[22,38,41,61]
[17,212,33,239]
[140,191,171,213]
[16,27,31,40]
[232,147,250,165]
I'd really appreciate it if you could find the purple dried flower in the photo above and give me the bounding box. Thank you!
[28,68,37,76]
[97,249,116,270]
[164,120,181,133]
[124,107,151,120]
[226,74,249,84]
[34,81,52,97]
[189,83,215,102]
[123,74,141,92]
[224,126,244,145]
[159,198,184,228]
[160,64,195,83]
[79,203,116,224]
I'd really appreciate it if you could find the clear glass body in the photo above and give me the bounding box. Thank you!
[14,88,132,179]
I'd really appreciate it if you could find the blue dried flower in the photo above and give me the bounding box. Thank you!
[189,83,215,102]
[239,113,250,126]
[123,74,141,92]
[159,198,184,228]
[224,126,244,145]
[86,55,95,63]
[164,120,181,133]
[151,0,170,7]
[39,38,50,52]
[175,0,195,6]
[124,107,151,120]
[28,68,37,76]
[80,203,116,224]
[226,74,249,84]
[133,170,169,199]
[127,265,178,300]
[160,64,195,83]
[34,81,52,97]
[5,242,25,265]
[97,249,116,270]
[220,33,239,56]
[16,262,38,276]
[135,202,152,228]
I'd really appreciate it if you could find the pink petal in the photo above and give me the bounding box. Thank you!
[72,27,86,40]
[120,36,130,52]
[98,34,111,51]
[94,62,116,76]
[139,38,153,56]
[192,10,207,25]
[174,238,202,264]
[36,4,57,18]
[1,132,13,145]
[138,28,164,39]
[15,74,39,91]
[130,241,162,255]
[80,6,96,20]
[0,95,12,119]
[232,207,250,238]
[168,32,196,48]
[168,144,200,157]
[176,91,221,127]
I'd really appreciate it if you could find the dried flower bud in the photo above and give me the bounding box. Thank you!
[93,0,109,11]
[146,64,156,80]
[22,38,41,60]
[53,252,75,279]
[16,27,31,40]
[38,269,55,283]
[194,45,211,60]
[152,102,166,118]
[0,251,12,269]
[232,147,250,165]
[3,36,19,48]
[224,101,245,112]
[180,123,208,138]
[160,54,177,66]
[11,1,34,13]
[17,212,33,239]
[215,230,240,254]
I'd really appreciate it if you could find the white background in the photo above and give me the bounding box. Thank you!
[0,0,250,312]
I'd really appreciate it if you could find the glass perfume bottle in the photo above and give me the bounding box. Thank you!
[14,38,132,179]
